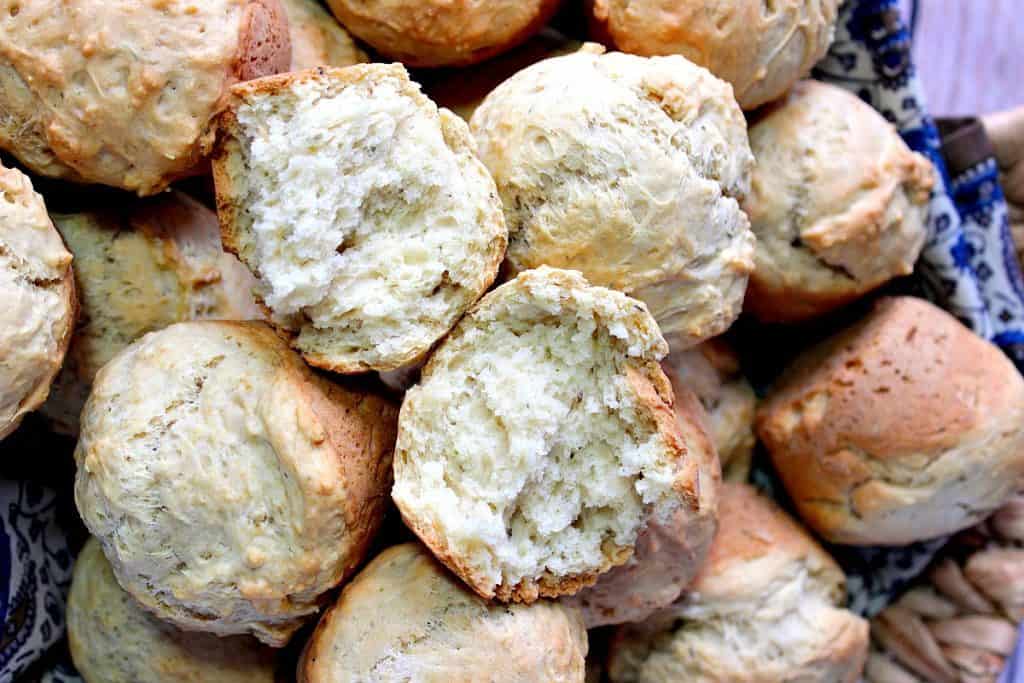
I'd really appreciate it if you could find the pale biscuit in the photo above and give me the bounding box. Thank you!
[68,538,277,683]
[662,339,757,481]
[299,543,588,682]
[74,321,399,645]
[0,163,76,439]
[214,64,507,373]
[423,28,579,122]
[43,191,262,435]
[0,0,291,195]
[744,81,934,322]
[393,267,709,602]
[470,45,755,349]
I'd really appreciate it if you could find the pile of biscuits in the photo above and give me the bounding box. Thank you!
[1,1,1021,682]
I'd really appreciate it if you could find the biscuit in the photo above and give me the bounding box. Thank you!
[0,0,291,195]
[744,81,934,322]
[214,64,507,373]
[0,163,76,439]
[74,321,399,645]
[283,0,368,70]
[662,340,757,481]
[43,191,262,435]
[470,45,755,349]
[324,0,561,67]
[68,538,277,683]
[608,483,869,683]
[757,297,1024,545]
[393,267,709,602]
[565,384,720,627]
[588,0,839,109]
[299,543,588,682]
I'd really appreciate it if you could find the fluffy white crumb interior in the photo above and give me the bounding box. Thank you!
[235,77,487,360]
[395,303,677,588]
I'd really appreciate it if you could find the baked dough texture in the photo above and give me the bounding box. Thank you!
[0,163,75,440]
[283,0,368,70]
[214,64,507,373]
[74,321,399,646]
[299,543,588,682]
[424,28,580,122]
[324,0,561,67]
[0,0,291,195]
[608,482,869,683]
[744,81,935,322]
[470,45,755,349]
[68,538,277,683]
[565,384,720,628]
[587,0,840,110]
[757,297,1024,546]
[393,267,705,603]
[42,191,263,435]
[662,339,757,482]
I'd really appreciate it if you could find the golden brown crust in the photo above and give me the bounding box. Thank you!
[698,482,844,590]
[0,1,290,195]
[325,0,562,67]
[236,0,293,81]
[586,0,838,110]
[742,82,934,323]
[757,297,1024,545]
[606,483,867,682]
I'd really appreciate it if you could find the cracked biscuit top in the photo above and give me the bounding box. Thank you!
[470,44,755,350]
[757,297,1024,545]
[0,0,290,195]
[74,321,398,646]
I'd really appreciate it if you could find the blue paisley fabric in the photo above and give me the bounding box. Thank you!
[0,482,72,682]
[815,0,1024,363]
[4,0,1024,681]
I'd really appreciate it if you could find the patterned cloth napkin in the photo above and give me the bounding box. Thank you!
[3,0,1023,680]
